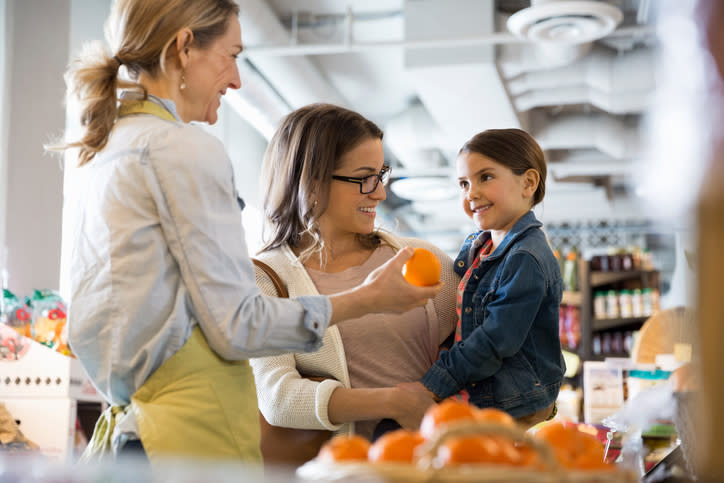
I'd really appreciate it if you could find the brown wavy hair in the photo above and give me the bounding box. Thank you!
[47,0,239,166]
[459,128,547,206]
[259,103,384,263]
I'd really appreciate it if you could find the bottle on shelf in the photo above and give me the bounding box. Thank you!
[563,248,578,291]
[632,288,644,317]
[641,248,654,270]
[563,305,580,349]
[593,291,607,319]
[642,288,654,316]
[606,290,620,319]
[592,333,602,355]
[619,290,633,318]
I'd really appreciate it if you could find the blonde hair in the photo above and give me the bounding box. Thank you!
[48,0,239,166]
[259,103,384,263]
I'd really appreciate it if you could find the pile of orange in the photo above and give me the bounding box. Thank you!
[315,400,615,474]
[532,420,614,471]
[402,247,442,286]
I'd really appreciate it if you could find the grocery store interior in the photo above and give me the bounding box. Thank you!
[1,0,722,481]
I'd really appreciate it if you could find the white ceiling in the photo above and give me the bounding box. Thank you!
[235,0,659,251]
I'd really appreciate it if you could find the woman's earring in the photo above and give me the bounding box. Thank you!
[180,72,186,90]
[313,200,318,208]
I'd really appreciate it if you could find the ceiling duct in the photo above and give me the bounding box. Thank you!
[533,112,641,160]
[238,0,346,108]
[506,45,655,113]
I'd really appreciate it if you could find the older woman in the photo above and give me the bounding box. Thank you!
[50,0,440,463]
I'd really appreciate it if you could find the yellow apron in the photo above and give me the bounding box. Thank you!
[83,327,261,463]
[81,100,261,463]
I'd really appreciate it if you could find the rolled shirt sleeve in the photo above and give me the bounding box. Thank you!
[146,124,331,359]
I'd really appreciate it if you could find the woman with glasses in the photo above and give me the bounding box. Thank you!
[250,103,459,463]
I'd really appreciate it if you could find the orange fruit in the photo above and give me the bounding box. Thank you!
[318,434,371,462]
[420,400,478,439]
[533,421,576,467]
[516,444,544,468]
[368,429,425,463]
[534,420,613,470]
[437,435,500,466]
[474,408,516,427]
[402,247,442,286]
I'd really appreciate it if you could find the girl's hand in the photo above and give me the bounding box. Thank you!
[389,386,436,430]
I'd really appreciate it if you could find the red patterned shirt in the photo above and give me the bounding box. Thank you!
[451,237,494,402]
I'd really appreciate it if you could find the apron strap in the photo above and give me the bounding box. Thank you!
[118,99,176,121]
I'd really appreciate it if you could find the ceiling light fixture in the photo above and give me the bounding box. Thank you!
[507,1,623,44]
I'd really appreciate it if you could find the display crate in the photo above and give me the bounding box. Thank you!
[0,324,102,402]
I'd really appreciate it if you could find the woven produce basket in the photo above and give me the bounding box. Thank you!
[296,422,637,482]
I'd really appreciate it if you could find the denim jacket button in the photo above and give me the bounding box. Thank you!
[473,275,479,280]
[464,307,472,314]
[457,260,465,268]
[470,382,476,388]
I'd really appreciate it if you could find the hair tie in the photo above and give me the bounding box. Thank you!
[113,55,123,67]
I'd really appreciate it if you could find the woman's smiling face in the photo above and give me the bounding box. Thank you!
[181,16,242,124]
[319,138,387,242]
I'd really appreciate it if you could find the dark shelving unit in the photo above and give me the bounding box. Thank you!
[565,260,659,361]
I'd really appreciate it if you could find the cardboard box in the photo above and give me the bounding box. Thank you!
[3,397,76,461]
[0,324,102,402]
[583,360,625,424]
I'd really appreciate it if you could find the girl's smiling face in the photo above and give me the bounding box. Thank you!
[457,151,538,235]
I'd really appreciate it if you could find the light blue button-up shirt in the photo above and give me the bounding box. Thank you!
[64,97,330,407]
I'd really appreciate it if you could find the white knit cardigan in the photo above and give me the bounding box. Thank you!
[250,231,458,435]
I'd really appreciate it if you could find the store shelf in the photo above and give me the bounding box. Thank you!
[576,261,660,361]
[561,291,582,306]
[592,316,649,331]
[588,352,631,362]
[590,270,658,287]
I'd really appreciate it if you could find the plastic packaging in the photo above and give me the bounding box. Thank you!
[29,289,68,352]
[1,289,32,337]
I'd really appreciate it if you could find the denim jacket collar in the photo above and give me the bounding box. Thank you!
[458,211,542,273]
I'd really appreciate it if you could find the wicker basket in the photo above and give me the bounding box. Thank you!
[673,391,700,478]
[296,422,637,482]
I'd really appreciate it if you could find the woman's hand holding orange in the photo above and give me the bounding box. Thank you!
[328,247,443,324]
[362,247,443,312]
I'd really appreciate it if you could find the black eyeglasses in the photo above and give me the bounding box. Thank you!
[331,166,391,194]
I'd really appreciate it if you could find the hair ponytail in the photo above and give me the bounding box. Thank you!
[46,0,239,166]
[47,41,137,166]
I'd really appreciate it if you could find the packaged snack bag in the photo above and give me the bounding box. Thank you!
[29,289,67,351]
[1,289,32,338]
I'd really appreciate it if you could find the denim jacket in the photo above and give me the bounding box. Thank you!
[420,211,565,417]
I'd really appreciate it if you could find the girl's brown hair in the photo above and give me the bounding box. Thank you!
[460,128,547,206]
[259,103,384,262]
[48,0,239,166]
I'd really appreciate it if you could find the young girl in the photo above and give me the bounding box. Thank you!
[402,128,565,427]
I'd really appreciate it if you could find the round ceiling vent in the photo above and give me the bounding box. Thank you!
[507,1,623,44]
